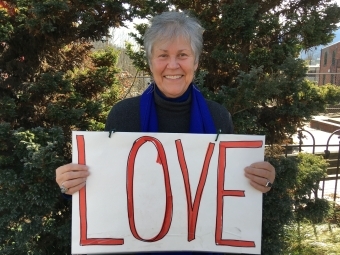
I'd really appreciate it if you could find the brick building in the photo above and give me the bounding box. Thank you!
[319,41,340,86]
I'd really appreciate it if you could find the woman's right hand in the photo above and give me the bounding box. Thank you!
[56,163,90,195]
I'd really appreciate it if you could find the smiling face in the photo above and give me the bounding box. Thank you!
[150,37,198,98]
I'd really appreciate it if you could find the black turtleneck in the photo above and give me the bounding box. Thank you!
[154,87,192,133]
[105,89,233,134]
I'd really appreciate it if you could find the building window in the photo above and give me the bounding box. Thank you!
[332,51,336,66]
[323,74,326,85]
[324,52,328,66]
[331,74,334,84]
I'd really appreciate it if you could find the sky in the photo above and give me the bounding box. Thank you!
[110,18,146,48]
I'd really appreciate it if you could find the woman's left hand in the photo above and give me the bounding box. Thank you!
[244,161,275,193]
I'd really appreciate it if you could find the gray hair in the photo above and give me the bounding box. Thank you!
[144,11,204,66]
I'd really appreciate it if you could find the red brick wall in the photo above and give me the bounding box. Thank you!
[319,42,340,86]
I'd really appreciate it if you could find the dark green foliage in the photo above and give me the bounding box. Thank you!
[262,154,297,254]
[262,151,331,254]
[0,124,71,254]
[294,153,330,224]
[0,0,157,254]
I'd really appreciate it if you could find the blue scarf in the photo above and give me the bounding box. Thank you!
[140,83,216,134]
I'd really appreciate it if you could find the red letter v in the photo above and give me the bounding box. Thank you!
[175,140,215,242]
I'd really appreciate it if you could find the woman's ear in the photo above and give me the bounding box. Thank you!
[149,62,154,74]
[194,61,198,71]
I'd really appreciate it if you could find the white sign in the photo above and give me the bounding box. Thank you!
[71,132,265,254]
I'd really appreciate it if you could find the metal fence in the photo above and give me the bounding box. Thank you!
[282,129,340,204]
[119,75,151,98]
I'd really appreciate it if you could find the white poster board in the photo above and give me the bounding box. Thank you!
[71,132,265,254]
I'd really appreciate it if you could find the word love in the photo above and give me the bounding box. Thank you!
[75,135,263,249]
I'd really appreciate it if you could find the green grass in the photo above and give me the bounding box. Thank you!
[284,204,340,255]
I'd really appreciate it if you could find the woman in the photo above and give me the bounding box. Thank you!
[56,11,275,252]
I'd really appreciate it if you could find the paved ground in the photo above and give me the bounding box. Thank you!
[291,118,340,204]
[292,124,340,154]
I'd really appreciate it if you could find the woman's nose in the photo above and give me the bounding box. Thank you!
[167,57,179,69]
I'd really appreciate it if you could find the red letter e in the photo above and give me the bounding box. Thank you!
[215,141,263,248]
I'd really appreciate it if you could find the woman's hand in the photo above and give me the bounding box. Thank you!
[56,163,90,195]
[244,161,275,193]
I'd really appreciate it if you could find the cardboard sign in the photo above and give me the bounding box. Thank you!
[71,132,265,254]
